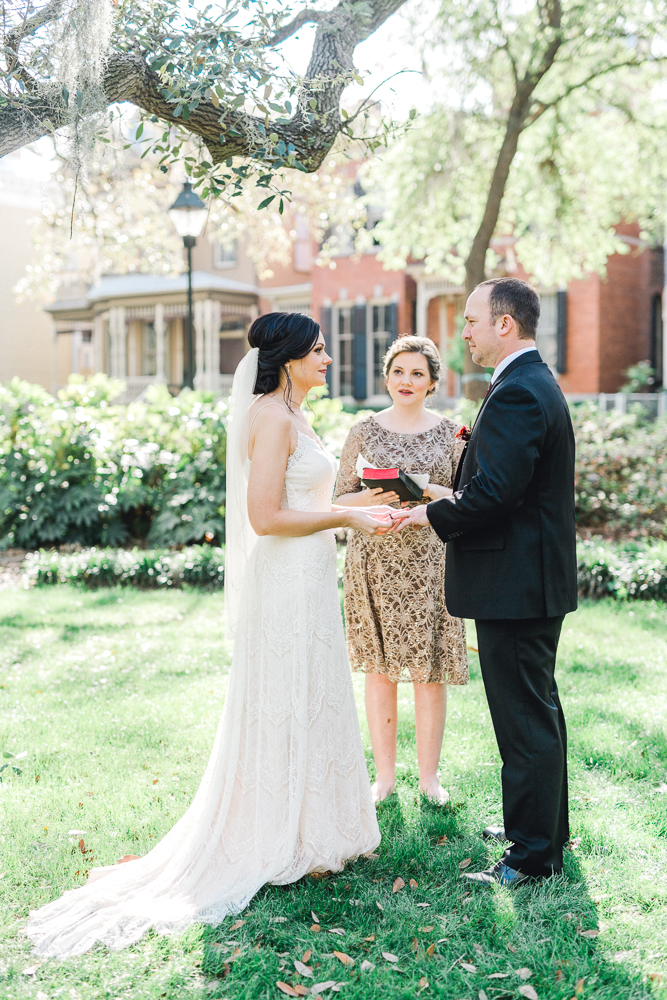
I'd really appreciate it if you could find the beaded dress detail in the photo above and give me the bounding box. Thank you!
[335,415,468,685]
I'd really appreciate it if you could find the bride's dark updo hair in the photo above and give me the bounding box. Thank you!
[248,312,321,397]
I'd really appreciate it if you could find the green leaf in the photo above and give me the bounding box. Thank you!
[257,195,275,210]
[135,122,144,139]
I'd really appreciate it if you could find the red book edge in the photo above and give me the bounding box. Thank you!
[362,468,400,480]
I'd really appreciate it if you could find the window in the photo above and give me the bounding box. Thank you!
[371,304,392,396]
[213,239,238,269]
[141,322,157,376]
[535,293,558,370]
[219,318,247,374]
[338,307,354,397]
[651,294,663,388]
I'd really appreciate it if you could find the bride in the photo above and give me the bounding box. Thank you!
[26,312,388,958]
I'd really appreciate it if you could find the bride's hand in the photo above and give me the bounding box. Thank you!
[345,508,392,535]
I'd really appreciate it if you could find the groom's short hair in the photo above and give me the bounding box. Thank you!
[477,277,540,340]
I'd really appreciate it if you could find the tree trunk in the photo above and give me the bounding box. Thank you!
[460,88,534,399]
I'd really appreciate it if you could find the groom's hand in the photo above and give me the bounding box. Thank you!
[389,504,430,532]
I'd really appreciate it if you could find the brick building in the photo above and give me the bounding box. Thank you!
[1,151,663,402]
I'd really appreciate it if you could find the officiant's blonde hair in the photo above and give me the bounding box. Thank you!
[382,336,441,396]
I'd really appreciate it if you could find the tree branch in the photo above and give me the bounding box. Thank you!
[269,8,326,47]
[0,0,408,169]
[520,54,667,129]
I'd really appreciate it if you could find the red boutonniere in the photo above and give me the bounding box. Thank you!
[456,425,471,442]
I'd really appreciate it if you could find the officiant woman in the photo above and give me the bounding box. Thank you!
[335,336,468,805]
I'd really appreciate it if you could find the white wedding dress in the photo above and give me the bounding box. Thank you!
[26,352,380,959]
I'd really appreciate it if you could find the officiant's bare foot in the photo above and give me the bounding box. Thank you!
[371,780,396,804]
[419,781,450,806]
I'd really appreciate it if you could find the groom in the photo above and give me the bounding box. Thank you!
[392,277,577,885]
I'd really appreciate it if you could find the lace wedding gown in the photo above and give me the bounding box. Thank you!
[26,425,380,958]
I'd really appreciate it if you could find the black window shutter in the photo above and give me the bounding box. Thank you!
[387,301,398,343]
[352,304,367,401]
[556,290,567,374]
[320,305,332,392]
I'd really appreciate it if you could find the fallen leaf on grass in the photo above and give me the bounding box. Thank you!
[333,951,354,966]
[418,977,429,992]
[419,925,434,933]
[426,943,436,958]
[292,986,310,996]
[364,934,375,941]
[459,858,472,870]
[229,919,245,931]
[272,916,288,923]
[382,952,399,963]
[416,903,430,908]
[461,962,477,972]
[555,970,564,983]
[21,964,40,976]
[437,835,447,845]
[277,984,299,997]
[311,911,320,923]
[478,991,488,1000]
[302,950,312,963]
[411,936,418,952]
[328,928,346,935]
[578,929,599,939]
[331,985,347,993]
[294,960,313,977]
[376,902,384,911]
[310,924,321,932]
[516,968,532,980]
[488,972,510,979]
[507,944,518,953]
[393,877,406,892]
[312,982,337,994]
[360,960,375,972]
[575,979,585,994]
[518,986,538,1000]
[409,878,418,888]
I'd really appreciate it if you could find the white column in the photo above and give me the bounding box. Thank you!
[108,306,127,378]
[438,296,449,402]
[93,313,105,373]
[204,299,220,392]
[416,280,428,338]
[155,302,166,382]
[51,324,58,396]
[71,329,81,376]
[194,299,205,390]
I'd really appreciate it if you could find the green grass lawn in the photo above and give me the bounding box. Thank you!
[1,587,667,1000]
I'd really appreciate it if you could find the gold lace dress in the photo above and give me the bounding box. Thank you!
[335,415,468,685]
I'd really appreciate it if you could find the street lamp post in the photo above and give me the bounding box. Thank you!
[168,181,208,390]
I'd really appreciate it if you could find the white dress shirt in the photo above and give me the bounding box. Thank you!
[490,345,536,384]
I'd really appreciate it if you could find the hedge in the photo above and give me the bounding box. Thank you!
[18,538,667,601]
[24,545,225,590]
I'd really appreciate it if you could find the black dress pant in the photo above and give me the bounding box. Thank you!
[475,616,569,877]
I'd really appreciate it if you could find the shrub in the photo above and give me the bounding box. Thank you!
[24,545,225,590]
[0,376,227,549]
[571,404,667,540]
[577,538,667,601]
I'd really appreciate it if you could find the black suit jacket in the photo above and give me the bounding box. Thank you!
[427,350,577,620]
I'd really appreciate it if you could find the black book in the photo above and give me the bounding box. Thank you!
[361,467,424,503]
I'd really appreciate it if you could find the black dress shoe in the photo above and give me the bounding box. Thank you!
[461,859,533,887]
[482,825,506,842]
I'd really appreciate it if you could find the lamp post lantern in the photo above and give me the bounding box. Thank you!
[168,181,208,390]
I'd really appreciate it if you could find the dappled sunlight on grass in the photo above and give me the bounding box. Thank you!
[0,590,665,998]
